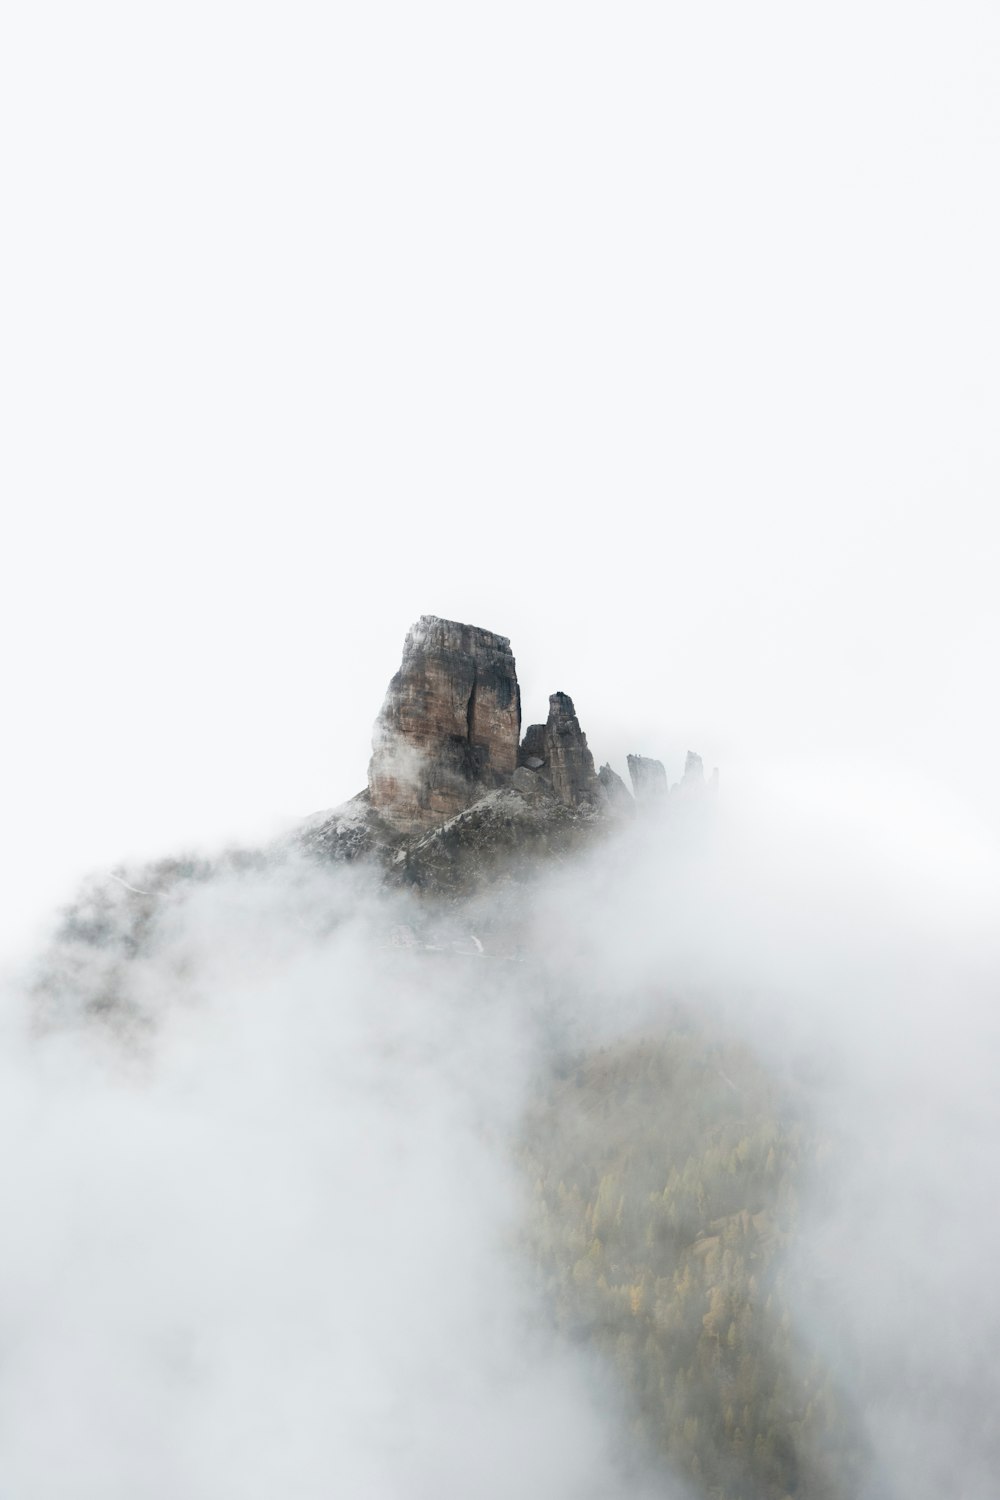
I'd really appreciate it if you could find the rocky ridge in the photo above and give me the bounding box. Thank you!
[303,615,716,889]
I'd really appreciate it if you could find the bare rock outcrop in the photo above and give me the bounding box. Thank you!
[597,762,633,812]
[518,693,598,807]
[395,785,603,894]
[368,616,521,829]
[681,750,704,788]
[675,751,721,802]
[627,754,668,801]
[302,615,716,883]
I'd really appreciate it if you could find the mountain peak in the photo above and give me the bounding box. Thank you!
[303,616,715,884]
[368,615,522,830]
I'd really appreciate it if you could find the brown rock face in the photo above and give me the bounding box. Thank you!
[368,616,521,829]
[519,692,598,806]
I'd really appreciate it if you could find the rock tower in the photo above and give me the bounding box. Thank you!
[368,616,521,829]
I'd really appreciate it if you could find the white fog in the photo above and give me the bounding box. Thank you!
[2,3,998,1496]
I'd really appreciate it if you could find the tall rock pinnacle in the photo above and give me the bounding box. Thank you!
[519,693,598,806]
[627,754,667,801]
[367,616,521,829]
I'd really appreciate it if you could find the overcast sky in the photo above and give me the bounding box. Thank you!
[3,2,998,952]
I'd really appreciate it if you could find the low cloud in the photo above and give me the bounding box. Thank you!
[1,766,997,1497]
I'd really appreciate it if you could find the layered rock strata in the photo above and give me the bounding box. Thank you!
[368,616,521,829]
[519,693,598,807]
[627,754,668,801]
[303,615,715,880]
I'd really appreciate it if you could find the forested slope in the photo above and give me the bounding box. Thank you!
[522,1020,874,1499]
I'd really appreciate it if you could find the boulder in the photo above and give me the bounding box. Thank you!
[518,722,548,770]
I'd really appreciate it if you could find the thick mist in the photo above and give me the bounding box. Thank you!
[1,773,997,1498]
[1,856,677,1499]
[528,772,1000,1498]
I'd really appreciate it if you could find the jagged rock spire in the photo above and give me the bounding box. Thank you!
[358,615,712,841]
[627,753,667,801]
[527,692,598,807]
[597,763,633,812]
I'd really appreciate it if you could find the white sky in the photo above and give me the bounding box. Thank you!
[3,2,999,953]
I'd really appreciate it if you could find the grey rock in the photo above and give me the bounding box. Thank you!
[518,723,548,768]
[627,754,668,801]
[682,750,705,785]
[512,765,556,799]
[539,693,599,806]
[597,762,634,813]
[675,750,715,801]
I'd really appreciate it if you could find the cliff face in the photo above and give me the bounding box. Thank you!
[368,616,521,829]
[366,617,612,829]
[519,693,598,807]
[628,753,668,801]
[304,614,716,875]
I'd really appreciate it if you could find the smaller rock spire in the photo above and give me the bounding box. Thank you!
[518,693,598,806]
[627,754,667,801]
[597,763,633,812]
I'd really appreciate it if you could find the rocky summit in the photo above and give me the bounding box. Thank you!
[302,615,716,887]
[368,616,521,829]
